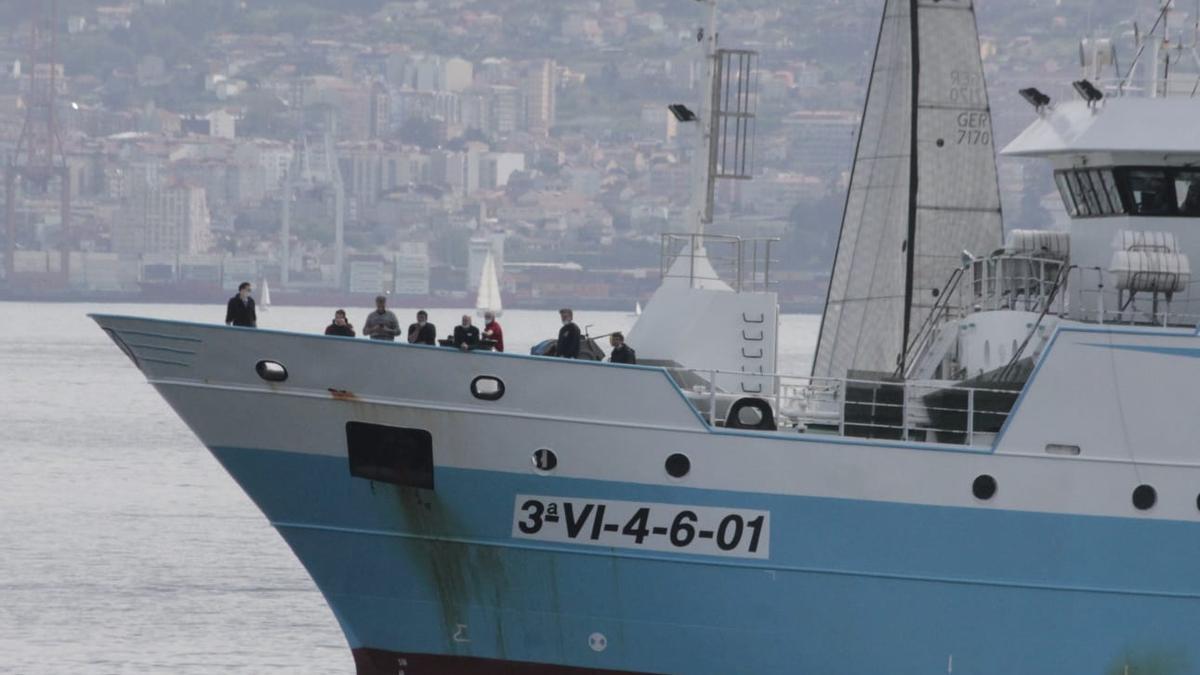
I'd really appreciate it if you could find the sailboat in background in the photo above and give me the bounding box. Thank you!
[474,251,502,317]
[812,0,1003,380]
[259,277,271,311]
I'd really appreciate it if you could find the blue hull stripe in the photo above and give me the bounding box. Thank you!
[207,445,1200,675]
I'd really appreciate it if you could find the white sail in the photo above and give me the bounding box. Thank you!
[260,277,271,310]
[812,0,1002,379]
[475,251,502,317]
[635,301,642,316]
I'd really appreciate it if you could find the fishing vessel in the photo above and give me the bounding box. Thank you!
[94,2,1200,674]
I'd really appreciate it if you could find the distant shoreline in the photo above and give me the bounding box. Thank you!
[0,291,825,314]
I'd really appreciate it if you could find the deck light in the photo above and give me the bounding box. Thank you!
[668,104,697,122]
[1018,87,1051,110]
[1072,79,1104,104]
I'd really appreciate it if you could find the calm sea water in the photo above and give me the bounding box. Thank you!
[0,301,819,674]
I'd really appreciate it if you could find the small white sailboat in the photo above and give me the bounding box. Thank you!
[635,300,642,316]
[259,277,271,311]
[474,251,502,317]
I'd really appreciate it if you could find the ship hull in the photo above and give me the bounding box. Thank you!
[93,315,1200,674]
[213,444,1200,675]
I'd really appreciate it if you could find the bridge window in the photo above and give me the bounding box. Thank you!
[1056,167,1200,218]
[1054,172,1078,217]
[1174,171,1200,216]
[1124,169,1173,215]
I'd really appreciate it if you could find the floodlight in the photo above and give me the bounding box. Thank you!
[1018,87,1051,110]
[668,104,697,122]
[1072,79,1104,103]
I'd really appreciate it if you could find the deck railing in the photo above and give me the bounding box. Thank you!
[672,368,1018,448]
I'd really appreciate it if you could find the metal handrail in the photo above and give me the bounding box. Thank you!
[897,266,966,379]
[659,232,780,292]
[674,367,1018,448]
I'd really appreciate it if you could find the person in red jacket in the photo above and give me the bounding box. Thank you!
[482,311,504,352]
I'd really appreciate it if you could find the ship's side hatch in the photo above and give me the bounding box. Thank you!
[345,422,435,490]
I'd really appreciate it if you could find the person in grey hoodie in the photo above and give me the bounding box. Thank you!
[363,295,400,341]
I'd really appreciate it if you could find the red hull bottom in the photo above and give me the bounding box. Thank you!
[352,648,655,675]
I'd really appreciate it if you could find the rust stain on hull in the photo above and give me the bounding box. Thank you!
[328,387,358,400]
[390,487,510,656]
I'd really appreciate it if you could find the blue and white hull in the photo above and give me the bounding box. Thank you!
[95,315,1200,674]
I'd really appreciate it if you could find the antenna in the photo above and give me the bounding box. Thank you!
[1120,1,1172,96]
[675,0,758,237]
[5,0,70,286]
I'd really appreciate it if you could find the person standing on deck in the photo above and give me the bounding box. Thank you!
[407,310,437,345]
[483,311,504,352]
[609,332,636,364]
[453,314,481,350]
[363,296,400,341]
[557,308,581,359]
[225,282,257,327]
[324,309,356,337]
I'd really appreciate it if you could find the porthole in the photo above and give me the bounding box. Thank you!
[255,360,288,382]
[471,375,505,401]
[972,474,997,501]
[665,453,690,478]
[532,448,557,472]
[1195,493,1200,512]
[1132,484,1157,511]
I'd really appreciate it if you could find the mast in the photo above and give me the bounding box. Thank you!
[689,0,719,237]
[901,0,920,372]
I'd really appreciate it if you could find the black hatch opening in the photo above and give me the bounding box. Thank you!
[345,422,434,490]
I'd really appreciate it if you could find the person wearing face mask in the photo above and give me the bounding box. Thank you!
[407,310,437,345]
[363,295,400,341]
[557,308,581,359]
[452,314,481,351]
[225,281,257,328]
[324,309,356,337]
[482,310,504,352]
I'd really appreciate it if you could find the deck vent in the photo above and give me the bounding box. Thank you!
[346,422,434,490]
[255,360,288,382]
[1132,484,1157,511]
[972,475,997,501]
[665,453,691,478]
[471,376,505,401]
[1044,443,1081,456]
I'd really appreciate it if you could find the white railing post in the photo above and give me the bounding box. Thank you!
[709,369,718,426]
[966,388,976,446]
[774,373,782,424]
[901,381,910,442]
[837,381,846,436]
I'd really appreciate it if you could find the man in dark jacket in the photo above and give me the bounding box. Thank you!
[609,332,636,364]
[225,282,257,327]
[452,314,481,350]
[557,308,581,358]
[407,310,437,345]
[324,309,356,337]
